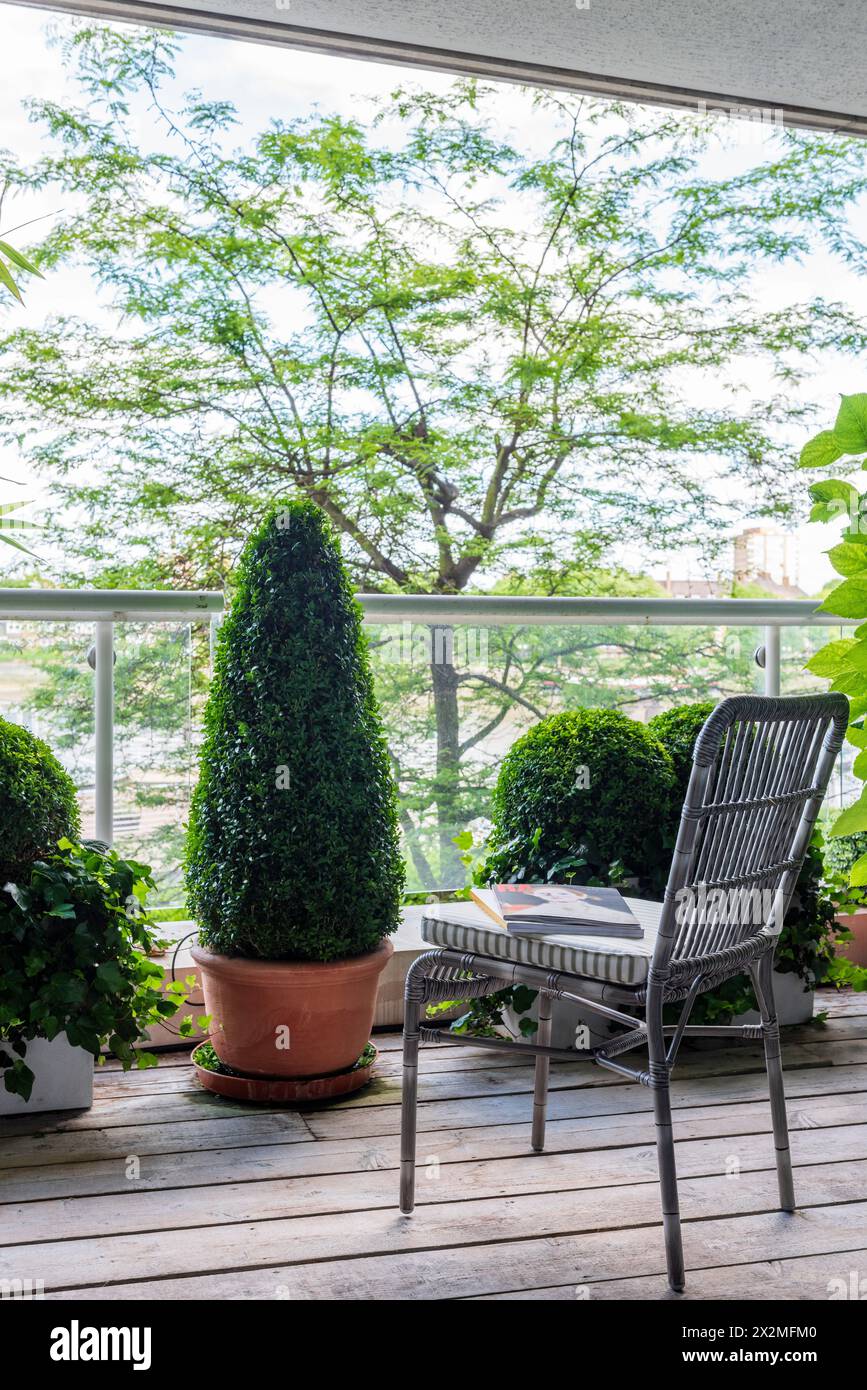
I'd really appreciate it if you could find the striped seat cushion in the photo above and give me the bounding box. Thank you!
[421,898,663,987]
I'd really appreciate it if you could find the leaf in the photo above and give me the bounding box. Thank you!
[828,542,867,577]
[95,960,127,992]
[0,240,43,277]
[834,394,867,455]
[850,853,867,887]
[804,638,856,677]
[829,794,867,838]
[799,431,844,469]
[808,478,859,524]
[451,830,473,851]
[0,256,23,304]
[0,531,37,556]
[819,576,867,619]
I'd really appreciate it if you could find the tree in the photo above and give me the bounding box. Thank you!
[187,500,404,960]
[0,186,43,552]
[2,23,867,879]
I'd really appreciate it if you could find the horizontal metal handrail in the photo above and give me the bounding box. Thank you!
[355,595,852,627]
[0,588,852,628]
[0,588,223,622]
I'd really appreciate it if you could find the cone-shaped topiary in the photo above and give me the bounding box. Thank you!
[483,707,677,892]
[0,716,80,880]
[185,500,404,961]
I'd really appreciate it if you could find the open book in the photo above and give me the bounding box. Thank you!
[471,883,643,939]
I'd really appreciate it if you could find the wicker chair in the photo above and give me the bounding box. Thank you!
[398,693,848,1293]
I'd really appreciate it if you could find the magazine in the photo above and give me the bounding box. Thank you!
[471,882,643,938]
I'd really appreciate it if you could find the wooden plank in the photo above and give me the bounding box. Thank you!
[4,1058,865,1168]
[38,1197,867,1301]
[0,1088,309,1139]
[476,1249,867,1299]
[4,1123,867,1247]
[303,1062,867,1139]
[0,1112,313,1169]
[4,1092,865,1204]
[88,1014,867,1097]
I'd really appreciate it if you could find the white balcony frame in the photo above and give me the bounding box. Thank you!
[0,587,854,845]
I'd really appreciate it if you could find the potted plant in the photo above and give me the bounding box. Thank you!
[186,501,404,1091]
[823,818,867,967]
[0,717,187,1112]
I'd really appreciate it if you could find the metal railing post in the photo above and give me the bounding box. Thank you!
[94,620,114,844]
[763,623,781,697]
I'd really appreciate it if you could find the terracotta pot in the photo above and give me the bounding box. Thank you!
[191,938,393,1079]
[836,909,867,968]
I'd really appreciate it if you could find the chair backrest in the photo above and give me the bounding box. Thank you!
[652,693,848,978]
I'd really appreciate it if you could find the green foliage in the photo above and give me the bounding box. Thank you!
[823,819,867,884]
[0,839,183,1100]
[483,708,677,892]
[647,701,717,796]
[0,495,40,556]
[0,715,80,879]
[799,393,867,863]
[0,233,42,304]
[185,500,405,961]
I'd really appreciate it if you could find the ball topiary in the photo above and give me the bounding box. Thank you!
[647,701,717,804]
[483,707,677,891]
[185,499,405,962]
[0,716,80,879]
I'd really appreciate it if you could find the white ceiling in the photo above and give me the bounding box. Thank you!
[15,0,867,133]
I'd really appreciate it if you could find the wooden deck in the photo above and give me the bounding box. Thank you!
[2,988,867,1301]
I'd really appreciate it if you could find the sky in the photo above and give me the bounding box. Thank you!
[1,2,866,593]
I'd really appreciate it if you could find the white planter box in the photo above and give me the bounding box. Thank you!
[0,1034,93,1116]
[739,968,814,1027]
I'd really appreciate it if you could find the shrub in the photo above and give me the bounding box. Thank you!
[0,716,80,879]
[185,499,404,961]
[0,840,185,1100]
[647,701,716,803]
[483,707,677,892]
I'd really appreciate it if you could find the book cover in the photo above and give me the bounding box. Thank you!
[471,883,643,939]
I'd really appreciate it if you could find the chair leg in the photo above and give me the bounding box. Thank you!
[751,958,796,1212]
[531,991,553,1152]
[653,1078,686,1294]
[399,995,421,1214]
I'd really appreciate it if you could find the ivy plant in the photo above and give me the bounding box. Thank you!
[0,839,195,1100]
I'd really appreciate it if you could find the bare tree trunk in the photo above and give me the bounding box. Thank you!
[430,625,464,886]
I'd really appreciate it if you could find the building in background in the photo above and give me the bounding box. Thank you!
[662,526,805,600]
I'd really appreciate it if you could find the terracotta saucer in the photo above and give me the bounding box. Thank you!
[191,1044,377,1104]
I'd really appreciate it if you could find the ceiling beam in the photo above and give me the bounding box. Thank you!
[9,0,867,138]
